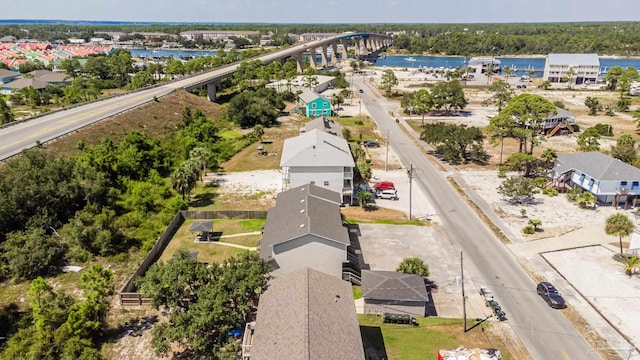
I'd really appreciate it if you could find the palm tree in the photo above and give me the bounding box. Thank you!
[503,66,513,79]
[396,257,430,277]
[605,213,634,255]
[577,192,595,209]
[189,146,213,182]
[357,189,372,209]
[621,255,640,277]
[540,148,557,173]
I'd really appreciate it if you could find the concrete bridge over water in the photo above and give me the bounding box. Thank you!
[184,32,392,101]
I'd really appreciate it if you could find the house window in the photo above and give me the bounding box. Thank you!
[323,110,327,114]
[621,181,628,187]
[310,181,315,185]
[588,178,595,188]
[579,174,585,183]
[633,181,639,190]
[312,103,317,108]
[324,181,329,186]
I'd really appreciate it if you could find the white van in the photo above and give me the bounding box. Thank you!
[377,189,398,200]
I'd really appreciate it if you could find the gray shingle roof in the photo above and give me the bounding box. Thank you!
[361,270,429,302]
[189,221,213,232]
[259,184,349,260]
[26,70,70,83]
[0,69,18,79]
[305,116,342,136]
[280,129,354,168]
[299,89,321,104]
[250,267,365,360]
[2,78,49,90]
[555,151,640,181]
[547,107,575,121]
[547,53,600,66]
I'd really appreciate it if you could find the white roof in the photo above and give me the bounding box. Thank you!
[280,129,354,168]
[547,53,600,66]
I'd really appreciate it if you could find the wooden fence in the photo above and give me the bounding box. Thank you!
[118,210,267,305]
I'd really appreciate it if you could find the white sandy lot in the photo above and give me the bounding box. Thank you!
[543,246,640,350]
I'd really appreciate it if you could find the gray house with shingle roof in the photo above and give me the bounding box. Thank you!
[303,116,342,137]
[247,267,365,360]
[553,151,640,206]
[361,270,429,317]
[259,184,351,278]
[281,128,355,203]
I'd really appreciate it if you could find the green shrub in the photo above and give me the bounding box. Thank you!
[533,177,547,188]
[522,225,535,234]
[542,187,558,196]
[566,187,583,202]
[593,123,613,136]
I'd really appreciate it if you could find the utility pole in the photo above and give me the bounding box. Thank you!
[407,163,413,220]
[385,129,389,172]
[461,251,467,332]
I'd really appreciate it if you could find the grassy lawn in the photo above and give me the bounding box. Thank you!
[341,206,426,226]
[358,315,515,360]
[335,116,379,142]
[159,219,262,264]
[352,286,362,300]
[220,116,301,172]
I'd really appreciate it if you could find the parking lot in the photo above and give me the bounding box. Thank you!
[357,223,490,319]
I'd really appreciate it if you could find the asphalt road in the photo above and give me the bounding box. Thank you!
[355,76,599,360]
[0,34,378,161]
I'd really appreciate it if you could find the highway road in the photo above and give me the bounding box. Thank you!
[355,76,599,360]
[0,33,388,161]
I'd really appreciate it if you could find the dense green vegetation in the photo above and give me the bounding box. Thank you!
[136,251,271,358]
[0,100,272,356]
[3,22,640,55]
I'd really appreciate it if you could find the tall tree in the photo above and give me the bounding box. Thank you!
[498,94,555,154]
[0,97,14,124]
[577,127,602,152]
[610,133,637,165]
[605,213,634,255]
[430,79,467,114]
[379,69,398,95]
[137,251,271,358]
[482,79,514,112]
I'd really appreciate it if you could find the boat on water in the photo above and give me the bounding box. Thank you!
[404,56,417,62]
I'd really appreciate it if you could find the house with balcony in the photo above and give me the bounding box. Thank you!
[243,267,365,360]
[543,54,600,87]
[298,90,332,117]
[280,128,354,203]
[553,151,640,207]
[258,183,356,278]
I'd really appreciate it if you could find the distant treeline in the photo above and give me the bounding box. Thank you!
[2,22,640,55]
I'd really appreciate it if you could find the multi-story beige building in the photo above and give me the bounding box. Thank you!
[543,53,600,87]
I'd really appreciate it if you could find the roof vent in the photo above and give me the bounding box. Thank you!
[301,199,305,203]
[300,209,305,213]
[299,224,305,228]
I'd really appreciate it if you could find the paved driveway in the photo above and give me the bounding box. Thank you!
[357,223,490,319]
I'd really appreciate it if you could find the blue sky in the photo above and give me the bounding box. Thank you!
[3,0,640,23]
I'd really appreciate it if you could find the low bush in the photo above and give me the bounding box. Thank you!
[522,225,535,234]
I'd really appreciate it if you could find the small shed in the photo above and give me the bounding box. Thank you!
[190,221,214,241]
[362,270,429,317]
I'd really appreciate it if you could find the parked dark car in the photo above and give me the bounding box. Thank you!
[359,89,364,93]
[363,141,380,147]
[537,282,566,309]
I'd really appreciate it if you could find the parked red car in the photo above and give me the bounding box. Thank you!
[373,181,395,191]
